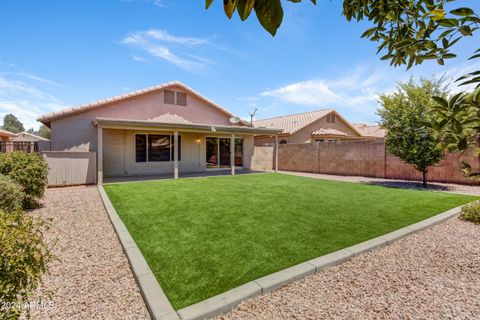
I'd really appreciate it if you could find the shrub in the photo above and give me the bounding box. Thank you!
[460,200,480,224]
[0,209,52,319]
[0,152,48,209]
[0,175,24,214]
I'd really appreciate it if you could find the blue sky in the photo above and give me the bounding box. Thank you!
[0,0,479,129]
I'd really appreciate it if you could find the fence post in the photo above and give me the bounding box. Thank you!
[383,141,387,179]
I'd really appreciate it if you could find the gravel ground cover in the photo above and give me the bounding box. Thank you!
[221,217,480,320]
[281,171,480,195]
[27,186,150,320]
[104,173,475,309]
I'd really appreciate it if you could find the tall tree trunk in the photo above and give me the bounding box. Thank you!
[422,170,427,188]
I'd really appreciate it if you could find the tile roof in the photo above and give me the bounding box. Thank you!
[312,128,347,136]
[253,109,334,134]
[0,128,16,137]
[37,81,246,126]
[352,123,386,138]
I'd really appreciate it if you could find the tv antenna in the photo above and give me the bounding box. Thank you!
[248,105,258,127]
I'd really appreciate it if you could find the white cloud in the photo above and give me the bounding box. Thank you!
[122,29,213,70]
[257,62,480,124]
[0,73,66,130]
[261,67,387,115]
[143,29,209,46]
[121,0,168,8]
[149,0,165,7]
[435,61,480,93]
[131,55,148,62]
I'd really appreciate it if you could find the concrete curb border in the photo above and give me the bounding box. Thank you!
[98,184,464,320]
[98,185,180,320]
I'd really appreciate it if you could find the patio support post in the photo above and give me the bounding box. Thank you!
[174,131,179,179]
[274,134,279,173]
[230,134,235,176]
[97,127,103,184]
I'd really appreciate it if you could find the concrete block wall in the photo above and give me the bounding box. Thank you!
[251,146,275,171]
[255,140,480,185]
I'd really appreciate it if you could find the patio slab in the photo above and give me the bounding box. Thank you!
[103,169,266,184]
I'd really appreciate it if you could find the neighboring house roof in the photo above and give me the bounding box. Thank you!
[37,81,247,127]
[14,132,50,142]
[0,128,16,138]
[352,123,386,138]
[312,128,347,136]
[253,109,362,136]
[253,109,333,134]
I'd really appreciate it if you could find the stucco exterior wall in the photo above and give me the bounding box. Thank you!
[103,129,255,177]
[50,85,236,152]
[290,116,360,143]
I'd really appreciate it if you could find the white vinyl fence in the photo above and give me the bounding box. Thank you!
[43,151,97,186]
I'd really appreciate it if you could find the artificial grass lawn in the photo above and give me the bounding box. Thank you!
[104,173,477,309]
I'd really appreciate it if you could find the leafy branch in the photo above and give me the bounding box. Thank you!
[206,0,316,36]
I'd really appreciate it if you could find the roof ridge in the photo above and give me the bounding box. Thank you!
[37,81,246,126]
[353,123,381,127]
[253,108,333,122]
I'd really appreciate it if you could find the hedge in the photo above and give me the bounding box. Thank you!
[0,152,48,209]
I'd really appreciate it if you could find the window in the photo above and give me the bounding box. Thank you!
[135,134,181,162]
[326,114,336,123]
[136,134,147,162]
[164,90,175,104]
[148,135,170,162]
[279,139,287,144]
[176,92,187,106]
[206,137,243,168]
[164,90,188,106]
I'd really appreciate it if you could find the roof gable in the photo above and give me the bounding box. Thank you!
[253,109,333,134]
[37,81,246,127]
[14,132,50,141]
[253,109,362,136]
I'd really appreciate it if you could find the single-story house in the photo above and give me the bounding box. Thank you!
[37,81,281,183]
[0,129,16,142]
[253,109,372,145]
[13,132,51,153]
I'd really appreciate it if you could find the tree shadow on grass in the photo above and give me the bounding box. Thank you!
[362,180,451,192]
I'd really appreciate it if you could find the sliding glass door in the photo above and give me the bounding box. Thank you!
[206,137,243,168]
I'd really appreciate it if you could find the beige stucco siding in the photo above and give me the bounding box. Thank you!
[103,129,255,177]
[50,86,235,152]
[103,129,126,177]
[290,116,360,143]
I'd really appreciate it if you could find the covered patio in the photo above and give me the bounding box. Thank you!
[94,117,281,183]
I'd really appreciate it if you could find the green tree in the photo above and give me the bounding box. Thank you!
[429,92,480,178]
[378,79,446,187]
[209,0,480,177]
[37,125,51,140]
[2,114,25,134]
